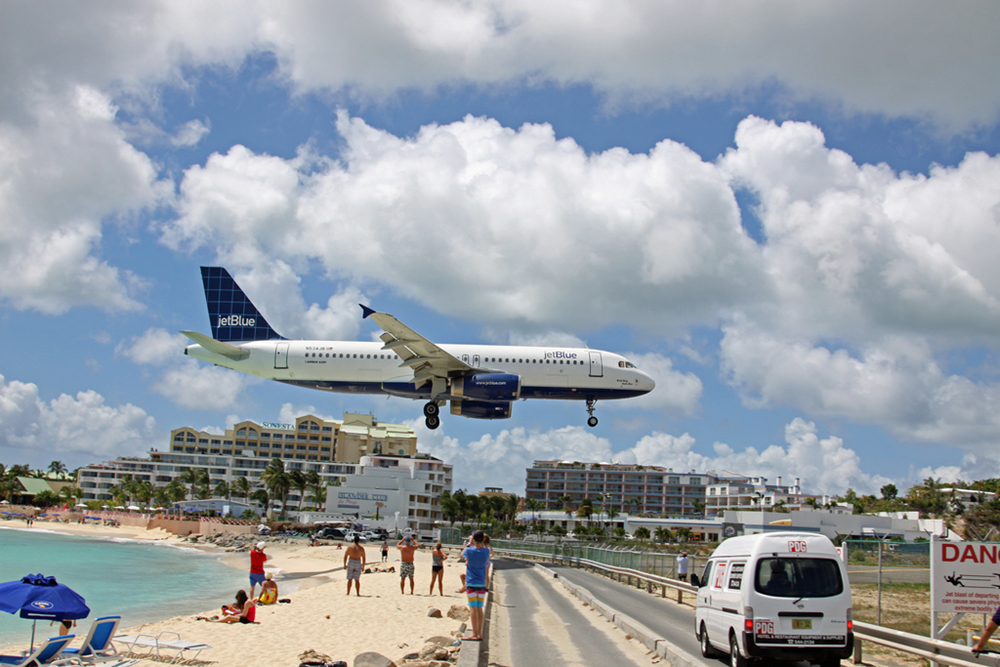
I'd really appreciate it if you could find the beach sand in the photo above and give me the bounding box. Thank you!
[1,523,468,666]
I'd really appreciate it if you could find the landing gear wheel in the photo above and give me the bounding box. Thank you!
[425,415,440,430]
[699,624,718,658]
[730,633,751,667]
[423,401,440,417]
[819,659,841,667]
[585,398,598,427]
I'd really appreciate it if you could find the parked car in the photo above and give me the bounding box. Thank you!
[319,527,347,539]
[344,530,367,542]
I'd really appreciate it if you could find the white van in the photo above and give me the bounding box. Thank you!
[693,532,853,667]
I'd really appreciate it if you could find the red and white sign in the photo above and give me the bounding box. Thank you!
[931,539,1000,614]
[788,540,808,553]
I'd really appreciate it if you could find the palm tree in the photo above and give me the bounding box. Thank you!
[250,488,270,513]
[164,480,187,515]
[260,458,290,520]
[232,476,251,503]
[214,480,231,501]
[178,468,208,500]
[289,469,308,511]
[48,461,67,478]
[505,493,521,525]
[653,526,671,544]
[576,498,594,527]
[305,470,324,511]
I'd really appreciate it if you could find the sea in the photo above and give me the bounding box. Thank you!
[0,526,246,648]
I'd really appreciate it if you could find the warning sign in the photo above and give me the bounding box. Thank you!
[931,539,1000,614]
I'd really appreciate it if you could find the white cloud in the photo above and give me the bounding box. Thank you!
[0,374,158,466]
[167,113,760,333]
[419,416,898,496]
[0,86,166,313]
[118,328,261,411]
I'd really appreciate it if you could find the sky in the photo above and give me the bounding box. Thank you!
[2,2,1000,498]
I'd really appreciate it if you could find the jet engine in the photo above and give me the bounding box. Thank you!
[451,373,521,402]
[450,400,513,420]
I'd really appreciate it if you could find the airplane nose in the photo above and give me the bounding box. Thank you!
[640,372,655,393]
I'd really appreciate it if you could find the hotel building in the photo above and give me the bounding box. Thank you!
[524,460,712,518]
[77,413,419,507]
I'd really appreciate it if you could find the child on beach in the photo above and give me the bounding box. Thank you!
[462,531,490,641]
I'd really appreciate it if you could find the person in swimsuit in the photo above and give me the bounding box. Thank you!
[344,534,366,596]
[256,572,278,604]
[397,536,419,594]
[381,541,388,562]
[429,542,448,595]
[201,590,256,624]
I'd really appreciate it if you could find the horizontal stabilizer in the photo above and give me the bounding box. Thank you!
[180,331,250,361]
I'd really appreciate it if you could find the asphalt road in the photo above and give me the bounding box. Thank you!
[501,559,830,667]
[490,558,656,667]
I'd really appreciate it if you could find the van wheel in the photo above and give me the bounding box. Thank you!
[818,659,841,667]
[730,632,752,667]
[699,624,719,658]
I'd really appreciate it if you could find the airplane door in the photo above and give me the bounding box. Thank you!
[589,351,603,377]
[473,354,480,367]
[275,343,289,369]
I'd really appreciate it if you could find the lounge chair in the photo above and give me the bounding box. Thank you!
[59,616,121,665]
[0,634,75,666]
[113,632,211,664]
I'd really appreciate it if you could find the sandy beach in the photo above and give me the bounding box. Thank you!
[1,522,470,666]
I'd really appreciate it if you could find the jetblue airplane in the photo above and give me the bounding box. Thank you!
[183,267,655,430]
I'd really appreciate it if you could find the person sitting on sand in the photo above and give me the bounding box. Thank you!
[256,572,278,605]
[199,590,256,624]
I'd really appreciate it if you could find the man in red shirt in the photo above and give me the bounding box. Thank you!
[249,541,268,599]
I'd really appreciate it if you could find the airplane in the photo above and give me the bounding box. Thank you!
[182,267,655,430]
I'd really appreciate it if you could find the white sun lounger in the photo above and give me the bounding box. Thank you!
[113,633,211,663]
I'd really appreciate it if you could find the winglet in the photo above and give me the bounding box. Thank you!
[360,304,376,319]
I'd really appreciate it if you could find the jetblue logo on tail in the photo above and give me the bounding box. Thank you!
[201,266,283,342]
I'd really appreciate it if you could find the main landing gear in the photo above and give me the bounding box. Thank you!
[423,401,441,430]
[586,399,598,428]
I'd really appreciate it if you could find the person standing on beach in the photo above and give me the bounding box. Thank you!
[462,530,490,641]
[429,542,448,595]
[381,540,388,562]
[249,541,268,600]
[344,535,366,596]
[397,536,419,594]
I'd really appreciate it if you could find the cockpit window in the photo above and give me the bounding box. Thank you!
[618,361,637,369]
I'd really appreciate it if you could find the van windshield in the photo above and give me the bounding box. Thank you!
[754,557,843,598]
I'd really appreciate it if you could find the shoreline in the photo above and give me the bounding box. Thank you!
[0,523,469,666]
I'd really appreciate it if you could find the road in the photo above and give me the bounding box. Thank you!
[488,558,657,667]
[492,557,828,667]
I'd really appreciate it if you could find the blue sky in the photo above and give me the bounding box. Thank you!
[2,2,1000,496]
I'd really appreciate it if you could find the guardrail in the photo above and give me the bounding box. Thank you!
[495,547,995,667]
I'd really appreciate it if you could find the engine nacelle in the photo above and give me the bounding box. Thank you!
[452,373,521,402]
[450,400,512,420]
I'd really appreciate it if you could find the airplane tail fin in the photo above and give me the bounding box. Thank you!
[200,266,283,342]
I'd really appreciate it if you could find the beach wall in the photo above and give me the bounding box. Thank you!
[199,520,255,536]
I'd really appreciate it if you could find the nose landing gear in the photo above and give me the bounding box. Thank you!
[586,399,598,427]
[423,401,441,430]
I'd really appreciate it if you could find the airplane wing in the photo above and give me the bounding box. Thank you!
[361,305,473,389]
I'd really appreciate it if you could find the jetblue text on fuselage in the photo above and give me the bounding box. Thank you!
[545,350,578,360]
[218,315,256,327]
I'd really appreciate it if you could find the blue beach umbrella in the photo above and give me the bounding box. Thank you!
[0,574,90,649]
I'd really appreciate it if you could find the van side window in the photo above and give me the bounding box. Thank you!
[727,561,745,590]
[755,557,844,598]
[698,561,714,588]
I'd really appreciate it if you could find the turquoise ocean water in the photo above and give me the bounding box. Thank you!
[0,527,246,648]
